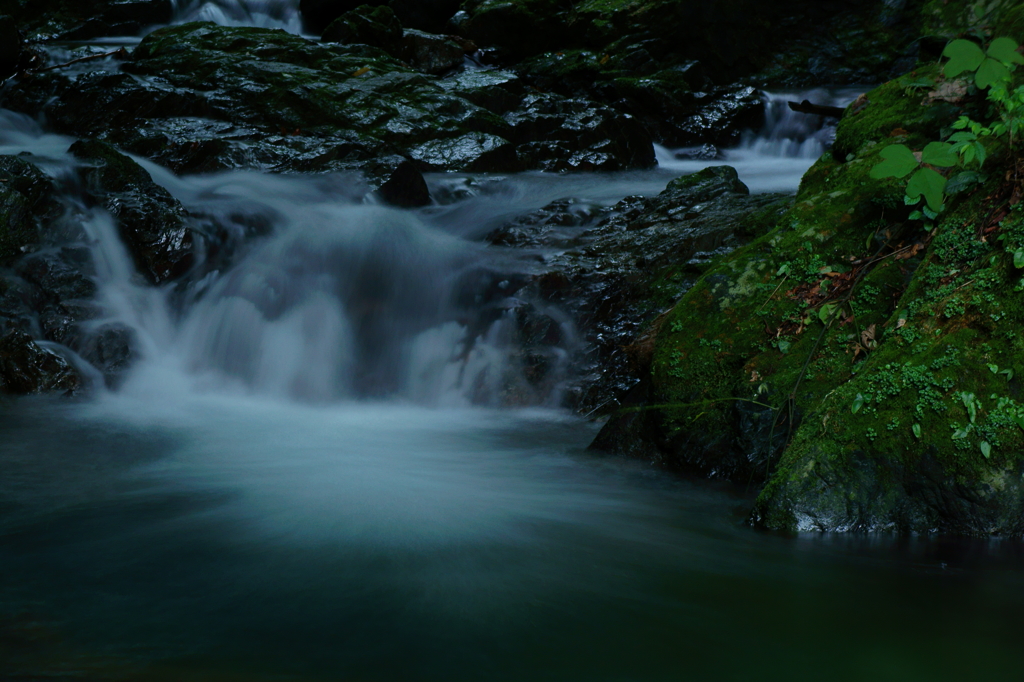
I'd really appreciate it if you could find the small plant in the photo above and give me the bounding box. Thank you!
[871,36,1024,218]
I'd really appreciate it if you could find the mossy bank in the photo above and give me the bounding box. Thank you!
[595,1,1024,535]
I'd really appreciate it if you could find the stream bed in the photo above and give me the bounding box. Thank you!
[4,5,1024,681]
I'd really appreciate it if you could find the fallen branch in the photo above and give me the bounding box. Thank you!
[35,47,129,73]
[787,99,846,118]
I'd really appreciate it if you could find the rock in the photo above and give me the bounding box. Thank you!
[301,0,387,34]
[77,323,135,388]
[0,15,21,80]
[456,0,569,60]
[4,23,654,175]
[401,29,465,75]
[504,94,655,171]
[322,4,404,54]
[374,159,431,207]
[69,138,194,283]
[485,168,790,413]
[408,132,519,172]
[0,329,80,396]
[0,155,64,267]
[389,0,462,33]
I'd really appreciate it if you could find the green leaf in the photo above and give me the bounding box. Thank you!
[1015,249,1024,269]
[818,302,837,324]
[976,57,1012,89]
[851,394,864,414]
[776,263,790,276]
[777,339,791,354]
[980,441,992,459]
[870,144,919,180]
[989,363,1000,373]
[912,423,922,439]
[921,141,958,167]
[948,131,977,142]
[906,168,948,212]
[943,39,985,77]
[987,37,1024,65]
[1001,368,1015,381]
[946,171,983,195]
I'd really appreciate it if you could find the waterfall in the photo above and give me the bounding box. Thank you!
[171,0,304,33]
[655,88,863,193]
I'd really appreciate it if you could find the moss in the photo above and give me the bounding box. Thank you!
[831,65,960,159]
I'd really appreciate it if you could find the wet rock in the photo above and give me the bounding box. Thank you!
[457,0,568,60]
[0,329,80,395]
[408,132,519,172]
[0,155,64,266]
[487,167,790,413]
[59,0,174,40]
[0,15,21,81]
[516,50,764,147]
[301,0,387,34]
[322,4,404,54]
[374,159,431,207]
[77,323,134,388]
[69,138,194,283]
[389,0,462,33]
[3,23,654,175]
[16,247,99,345]
[401,29,465,75]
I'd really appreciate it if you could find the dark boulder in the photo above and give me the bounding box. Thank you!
[0,155,64,267]
[69,139,194,283]
[322,4,404,53]
[456,0,570,60]
[374,159,431,207]
[504,95,655,171]
[0,15,21,81]
[301,0,387,34]
[0,329,80,396]
[388,0,461,33]
[401,29,465,75]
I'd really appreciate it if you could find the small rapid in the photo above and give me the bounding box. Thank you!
[656,89,860,193]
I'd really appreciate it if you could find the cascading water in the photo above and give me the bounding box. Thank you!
[171,0,303,32]
[656,89,861,193]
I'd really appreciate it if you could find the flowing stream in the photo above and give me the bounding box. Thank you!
[4,8,1024,682]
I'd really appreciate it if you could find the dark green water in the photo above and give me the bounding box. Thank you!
[4,395,1024,682]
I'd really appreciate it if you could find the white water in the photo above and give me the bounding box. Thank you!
[171,0,303,32]
[656,89,861,193]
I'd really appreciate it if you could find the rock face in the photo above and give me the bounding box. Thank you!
[486,166,790,412]
[69,138,194,283]
[0,329,80,395]
[592,4,1024,536]
[2,22,654,175]
[8,0,172,40]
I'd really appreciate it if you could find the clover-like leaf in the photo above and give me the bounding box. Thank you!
[921,141,958,167]
[870,144,918,179]
[943,39,985,77]
[987,37,1024,65]
[976,57,1011,89]
[906,168,947,212]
